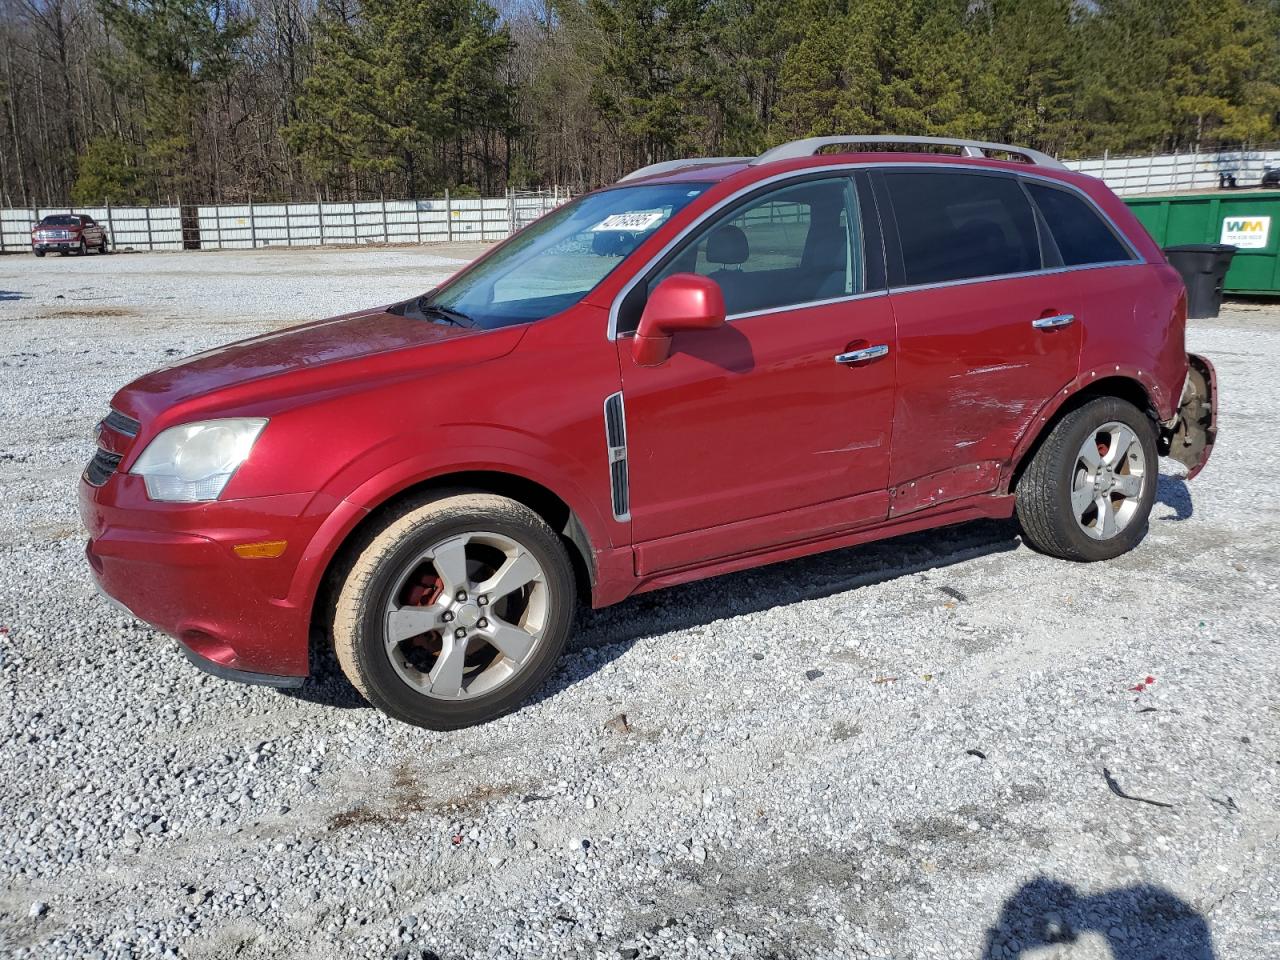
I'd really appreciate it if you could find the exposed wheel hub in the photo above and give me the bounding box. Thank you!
[454,602,482,628]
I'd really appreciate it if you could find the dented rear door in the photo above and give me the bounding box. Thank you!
[885,272,1082,511]
[875,168,1084,514]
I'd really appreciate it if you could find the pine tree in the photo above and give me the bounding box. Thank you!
[97,0,252,198]
[285,0,515,196]
[70,135,150,204]
[577,0,726,172]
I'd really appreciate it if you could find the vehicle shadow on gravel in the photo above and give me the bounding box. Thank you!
[1156,473,1194,521]
[982,876,1215,959]
[1,289,30,300]
[533,516,1026,705]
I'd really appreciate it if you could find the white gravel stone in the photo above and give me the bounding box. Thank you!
[0,246,1277,959]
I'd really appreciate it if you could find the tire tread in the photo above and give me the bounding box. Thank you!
[1016,397,1156,562]
[331,491,569,728]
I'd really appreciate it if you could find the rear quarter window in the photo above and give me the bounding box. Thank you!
[884,171,1041,285]
[1025,182,1134,266]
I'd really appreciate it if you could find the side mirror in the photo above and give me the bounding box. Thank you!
[632,273,726,366]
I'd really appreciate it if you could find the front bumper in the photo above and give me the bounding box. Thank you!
[177,643,305,688]
[80,472,344,683]
[33,241,80,252]
[93,577,304,687]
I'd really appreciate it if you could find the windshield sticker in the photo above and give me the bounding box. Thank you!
[591,210,666,232]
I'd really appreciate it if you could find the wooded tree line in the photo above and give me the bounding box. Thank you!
[2,0,1279,206]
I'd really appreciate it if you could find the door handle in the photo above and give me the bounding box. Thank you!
[834,344,890,365]
[1032,313,1075,329]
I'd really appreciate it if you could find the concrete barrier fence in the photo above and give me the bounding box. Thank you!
[0,189,565,254]
[6,151,1280,253]
[1063,146,1280,196]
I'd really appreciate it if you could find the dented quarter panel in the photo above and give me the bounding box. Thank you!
[1075,263,1186,421]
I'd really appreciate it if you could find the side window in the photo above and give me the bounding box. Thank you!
[650,177,863,317]
[1025,182,1134,266]
[884,171,1041,285]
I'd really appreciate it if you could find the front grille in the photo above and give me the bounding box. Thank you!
[84,449,123,487]
[102,409,140,437]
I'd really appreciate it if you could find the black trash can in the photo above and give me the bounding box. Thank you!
[1164,243,1237,319]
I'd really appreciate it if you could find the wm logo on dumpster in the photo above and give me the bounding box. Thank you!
[1221,215,1271,249]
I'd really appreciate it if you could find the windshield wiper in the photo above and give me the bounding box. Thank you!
[415,297,474,328]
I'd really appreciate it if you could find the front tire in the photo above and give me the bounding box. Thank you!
[1016,397,1158,562]
[77,239,88,256]
[33,249,45,258]
[332,492,576,729]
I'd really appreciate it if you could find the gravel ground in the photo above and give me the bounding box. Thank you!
[0,246,1277,960]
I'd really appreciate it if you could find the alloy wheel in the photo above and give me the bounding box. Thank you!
[1070,420,1147,540]
[381,531,548,700]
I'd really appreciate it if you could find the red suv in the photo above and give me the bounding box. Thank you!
[81,136,1217,729]
[32,213,109,256]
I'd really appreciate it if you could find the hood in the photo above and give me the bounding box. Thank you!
[113,306,524,423]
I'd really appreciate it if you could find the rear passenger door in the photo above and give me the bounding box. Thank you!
[877,168,1082,514]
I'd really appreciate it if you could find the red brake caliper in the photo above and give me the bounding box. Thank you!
[403,572,443,608]
[401,572,444,650]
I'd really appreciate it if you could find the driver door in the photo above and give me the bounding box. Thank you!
[616,175,897,575]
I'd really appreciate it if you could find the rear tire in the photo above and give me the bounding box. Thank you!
[99,239,109,254]
[332,492,576,729]
[1016,397,1158,562]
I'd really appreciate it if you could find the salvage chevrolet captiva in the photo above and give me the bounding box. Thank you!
[81,136,1218,729]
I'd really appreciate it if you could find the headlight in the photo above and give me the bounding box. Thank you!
[130,418,268,502]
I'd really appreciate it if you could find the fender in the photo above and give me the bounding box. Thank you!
[1000,362,1171,492]
[334,432,615,546]
[282,436,622,626]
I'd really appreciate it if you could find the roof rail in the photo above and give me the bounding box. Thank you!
[750,135,1066,170]
[618,157,751,183]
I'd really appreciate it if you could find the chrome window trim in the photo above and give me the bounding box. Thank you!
[606,161,1144,340]
[724,288,888,323]
[888,259,1143,296]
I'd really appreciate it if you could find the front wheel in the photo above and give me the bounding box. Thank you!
[33,249,45,258]
[332,492,576,729]
[1016,397,1158,562]
[77,239,88,256]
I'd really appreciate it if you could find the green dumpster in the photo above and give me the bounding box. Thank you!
[1125,191,1280,295]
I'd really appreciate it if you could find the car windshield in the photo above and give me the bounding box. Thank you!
[40,215,80,226]
[417,183,710,329]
